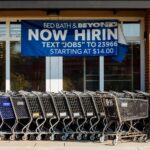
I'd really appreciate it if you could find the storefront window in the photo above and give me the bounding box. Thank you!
[63,57,84,91]
[0,23,6,38]
[0,20,142,92]
[0,41,5,91]
[10,23,21,38]
[104,23,141,91]
[64,22,141,92]
[11,41,45,91]
[63,57,99,91]
[86,57,99,91]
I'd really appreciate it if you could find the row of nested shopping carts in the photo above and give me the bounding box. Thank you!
[0,90,149,145]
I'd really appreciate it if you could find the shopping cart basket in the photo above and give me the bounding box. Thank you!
[60,91,85,141]
[7,91,30,140]
[19,91,45,140]
[32,91,58,140]
[135,91,150,139]
[0,93,15,140]
[101,91,149,145]
[72,91,97,140]
[47,92,72,141]
[86,91,107,141]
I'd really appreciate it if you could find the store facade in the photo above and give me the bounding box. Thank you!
[0,0,150,92]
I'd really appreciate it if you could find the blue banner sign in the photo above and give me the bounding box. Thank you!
[21,20,119,56]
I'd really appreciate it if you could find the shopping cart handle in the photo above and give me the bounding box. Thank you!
[123,90,135,97]
[60,90,70,94]
[0,91,7,96]
[72,90,82,95]
[32,91,42,95]
[136,90,150,96]
[85,90,95,94]
[19,90,30,95]
[6,90,13,94]
[96,91,110,94]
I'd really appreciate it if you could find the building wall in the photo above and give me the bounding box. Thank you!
[0,10,146,18]
[0,10,147,92]
[145,10,150,92]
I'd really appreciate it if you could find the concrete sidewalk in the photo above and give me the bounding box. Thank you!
[0,141,150,150]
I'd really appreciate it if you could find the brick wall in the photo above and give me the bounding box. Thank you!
[145,10,150,92]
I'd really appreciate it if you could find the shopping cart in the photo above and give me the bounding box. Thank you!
[6,91,30,140]
[100,91,149,145]
[32,91,58,140]
[86,91,107,142]
[135,90,150,139]
[47,92,72,141]
[19,91,45,140]
[60,91,85,141]
[72,91,97,140]
[0,93,16,140]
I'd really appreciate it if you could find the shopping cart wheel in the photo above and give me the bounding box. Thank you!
[36,135,41,141]
[90,135,95,141]
[9,135,15,141]
[15,134,20,140]
[61,135,67,141]
[143,135,149,143]
[97,134,101,138]
[22,135,28,141]
[82,134,88,140]
[99,136,105,143]
[49,134,55,141]
[76,134,82,141]
[112,138,118,146]
[69,134,75,140]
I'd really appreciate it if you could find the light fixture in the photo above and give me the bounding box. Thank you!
[46,10,59,16]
